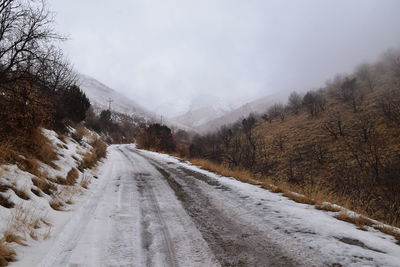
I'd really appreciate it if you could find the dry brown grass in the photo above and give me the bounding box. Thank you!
[374,225,400,242]
[32,175,56,196]
[261,183,284,193]
[0,140,18,164]
[0,194,14,209]
[74,124,91,138]
[0,203,53,266]
[335,212,375,228]
[190,158,323,205]
[187,157,400,243]
[1,129,58,175]
[2,203,51,251]
[79,138,107,170]
[11,185,30,201]
[65,168,79,186]
[282,191,316,205]
[20,157,40,177]
[49,198,64,211]
[0,239,16,266]
[315,203,341,212]
[58,134,67,144]
[190,158,260,185]
[8,205,42,233]
[31,129,58,166]
[80,174,92,189]
[3,232,27,246]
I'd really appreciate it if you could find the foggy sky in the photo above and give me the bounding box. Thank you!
[51,0,400,117]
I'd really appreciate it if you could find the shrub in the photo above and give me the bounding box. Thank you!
[79,138,107,170]
[0,239,16,266]
[56,85,91,124]
[80,174,92,189]
[0,195,14,209]
[136,123,176,153]
[65,168,79,185]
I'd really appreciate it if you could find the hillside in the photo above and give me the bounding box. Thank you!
[172,105,229,129]
[175,93,286,133]
[201,94,283,132]
[0,126,107,266]
[77,74,156,120]
[189,48,400,228]
[78,74,194,132]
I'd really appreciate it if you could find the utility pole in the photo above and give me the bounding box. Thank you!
[160,115,163,124]
[107,98,113,111]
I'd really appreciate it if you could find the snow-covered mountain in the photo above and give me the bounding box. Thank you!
[77,74,155,119]
[77,74,195,132]
[173,93,287,133]
[172,105,230,128]
[197,93,286,132]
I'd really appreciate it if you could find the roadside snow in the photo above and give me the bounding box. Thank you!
[0,128,100,266]
[4,142,400,267]
[140,148,400,267]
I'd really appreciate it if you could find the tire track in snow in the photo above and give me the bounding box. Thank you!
[37,148,119,267]
[119,149,178,267]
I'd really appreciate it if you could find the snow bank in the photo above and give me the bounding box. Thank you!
[0,127,105,266]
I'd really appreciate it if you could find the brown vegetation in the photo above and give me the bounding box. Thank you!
[315,203,341,212]
[189,48,400,228]
[0,194,14,209]
[1,130,57,176]
[65,168,79,186]
[190,158,261,185]
[80,174,92,189]
[0,239,16,267]
[79,138,107,170]
[189,157,400,242]
[374,225,400,242]
[49,198,65,211]
[335,212,375,228]
[32,175,56,196]
[137,123,176,153]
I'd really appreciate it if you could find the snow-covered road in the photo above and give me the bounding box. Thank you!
[20,144,400,267]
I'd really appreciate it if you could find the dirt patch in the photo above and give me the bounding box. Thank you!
[148,160,302,267]
[177,167,230,191]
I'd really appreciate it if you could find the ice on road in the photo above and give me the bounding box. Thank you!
[25,145,400,267]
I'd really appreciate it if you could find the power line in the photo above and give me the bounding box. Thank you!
[107,98,113,110]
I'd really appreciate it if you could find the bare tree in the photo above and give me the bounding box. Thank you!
[266,103,285,122]
[287,91,302,115]
[321,112,345,139]
[378,88,400,125]
[0,0,75,137]
[302,91,326,117]
[355,63,376,91]
[241,115,257,169]
[337,77,363,113]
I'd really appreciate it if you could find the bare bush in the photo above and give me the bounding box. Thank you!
[355,63,377,91]
[321,112,345,139]
[287,91,302,115]
[302,91,326,117]
[378,88,400,125]
[266,103,285,122]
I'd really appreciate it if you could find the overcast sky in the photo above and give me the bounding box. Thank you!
[51,0,400,117]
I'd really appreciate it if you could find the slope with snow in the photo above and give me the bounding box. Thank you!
[11,144,400,266]
[172,105,229,128]
[0,128,102,266]
[173,93,288,133]
[78,74,195,132]
[77,74,157,119]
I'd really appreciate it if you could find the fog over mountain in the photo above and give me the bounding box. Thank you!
[51,0,400,118]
